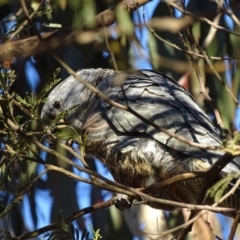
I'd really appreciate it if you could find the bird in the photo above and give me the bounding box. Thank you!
[41,68,240,211]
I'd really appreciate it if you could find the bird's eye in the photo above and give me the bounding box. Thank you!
[52,101,61,109]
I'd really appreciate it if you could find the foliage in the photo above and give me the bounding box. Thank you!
[0,0,240,240]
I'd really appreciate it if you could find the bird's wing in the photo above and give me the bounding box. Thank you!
[97,70,223,161]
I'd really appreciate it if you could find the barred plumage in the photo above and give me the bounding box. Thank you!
[41,69,240,211]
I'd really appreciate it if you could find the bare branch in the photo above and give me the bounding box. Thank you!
[17,196,117,240]
[0,0,151,63]
[228,213,240,240]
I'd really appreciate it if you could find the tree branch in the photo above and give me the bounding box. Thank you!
[0,0,150,63]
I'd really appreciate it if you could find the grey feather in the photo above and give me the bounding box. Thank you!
[41,68,240,210]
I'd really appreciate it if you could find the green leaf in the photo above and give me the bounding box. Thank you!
[54,127,77,140]
[26,93,37,106]
[207,174,236,202]
[81,0,96,29]
[15,115,23,124]
[15,94,31,107]
[37,68,61,103]
[115,6,134,36]
[89,224,102,240]
[56,210,68,233]
[148,32,159,69]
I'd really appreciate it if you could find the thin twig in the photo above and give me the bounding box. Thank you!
[165,0,240,37]
[102,15,130,107]
[151,177,240,239]
[6,119,240,215]
[228,213,240,240]
[8,1,44,41]
[17,196,117,240]
[200,49,240,106]
[19,0,43,40]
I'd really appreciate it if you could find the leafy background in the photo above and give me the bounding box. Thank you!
[0,0,240,239]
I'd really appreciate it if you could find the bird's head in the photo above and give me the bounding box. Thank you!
[41,72,90,129]
[41,68,115,129]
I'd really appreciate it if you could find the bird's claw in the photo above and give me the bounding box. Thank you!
[115,194,133,211]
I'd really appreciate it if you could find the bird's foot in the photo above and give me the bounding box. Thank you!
[123,0,139,11]
[115,194,133,211]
